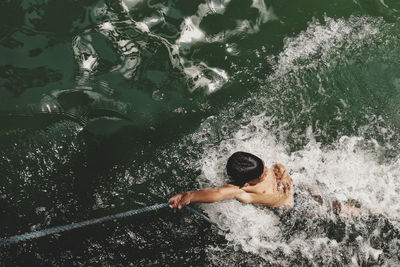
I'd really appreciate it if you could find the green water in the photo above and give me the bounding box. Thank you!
[1,0,400,265]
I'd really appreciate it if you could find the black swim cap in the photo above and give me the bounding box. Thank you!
[226,151,264,187]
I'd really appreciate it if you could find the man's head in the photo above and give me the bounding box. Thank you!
[226,151,264,187]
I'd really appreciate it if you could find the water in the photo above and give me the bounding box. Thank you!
[1,0,400,265]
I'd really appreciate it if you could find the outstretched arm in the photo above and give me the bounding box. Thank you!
[168,185,247,210]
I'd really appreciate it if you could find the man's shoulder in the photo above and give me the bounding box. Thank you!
[223,183,239,188]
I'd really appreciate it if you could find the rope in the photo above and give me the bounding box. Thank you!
[0,203,170,246]
[0,203,216,246]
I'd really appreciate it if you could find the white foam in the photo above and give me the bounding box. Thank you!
[191,16,399,265]
[195,113,399,264]
[271,16,380,78]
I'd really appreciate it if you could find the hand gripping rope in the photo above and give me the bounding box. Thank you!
[0,203,217,246]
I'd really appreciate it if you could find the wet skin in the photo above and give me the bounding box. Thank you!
[168,163,294,210]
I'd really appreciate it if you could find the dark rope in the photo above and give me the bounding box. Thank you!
[0,203,216,246]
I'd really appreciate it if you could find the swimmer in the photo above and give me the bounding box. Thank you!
[168,151,360,216]
[169,151,294,210]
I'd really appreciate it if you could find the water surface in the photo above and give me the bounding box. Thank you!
[1,0,400,265]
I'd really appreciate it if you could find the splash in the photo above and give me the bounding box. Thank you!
[190,16,400,265]
[196,113,400,265]
[270,16,380,79]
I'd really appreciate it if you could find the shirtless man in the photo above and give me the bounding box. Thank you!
[168,151,361,216]
[168,151,294,210]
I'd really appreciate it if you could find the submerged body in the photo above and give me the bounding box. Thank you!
[169,152,360,216]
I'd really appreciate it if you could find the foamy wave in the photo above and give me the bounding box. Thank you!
[271,16,380,78]
[195,113,399,264]
[191,15,400,265]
